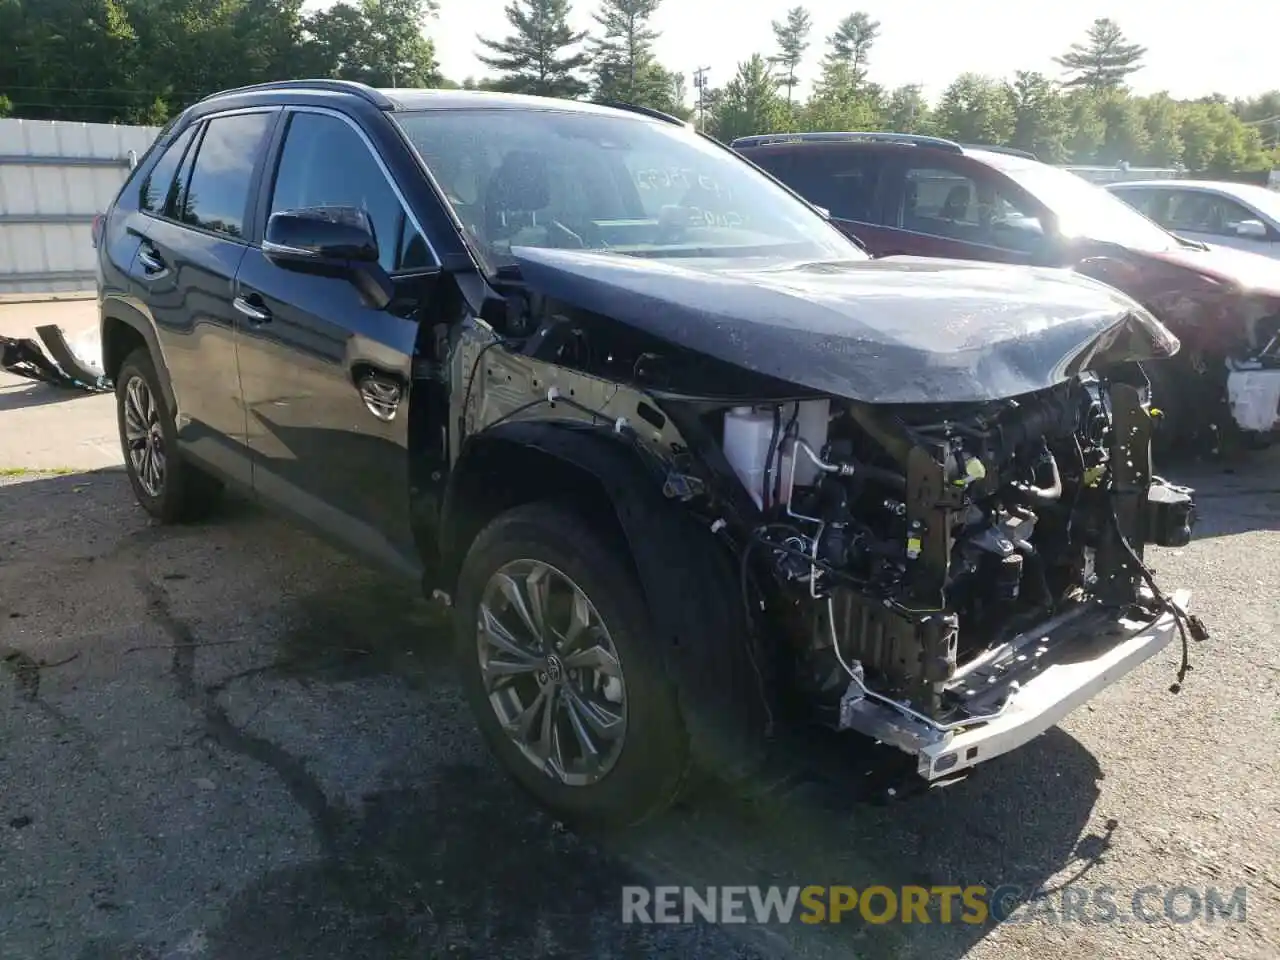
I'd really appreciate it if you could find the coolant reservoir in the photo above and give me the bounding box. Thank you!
[722,407,776,509]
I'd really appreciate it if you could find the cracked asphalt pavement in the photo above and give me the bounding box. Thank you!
[2,300,1278,960]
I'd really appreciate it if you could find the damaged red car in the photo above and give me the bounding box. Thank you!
[732,132,1280,447]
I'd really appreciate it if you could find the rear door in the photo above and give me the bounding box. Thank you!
[232,106,440,575]
[124,108,279,484]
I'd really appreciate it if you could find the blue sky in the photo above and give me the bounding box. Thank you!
[315,0,1274,103]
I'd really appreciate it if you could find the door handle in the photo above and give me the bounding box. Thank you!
[137,247,166,274]
[232,295,272,325]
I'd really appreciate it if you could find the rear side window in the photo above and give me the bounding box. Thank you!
[1110,188,1162,218]
[268,111,432,272]
[180,112,273,239]
[774,151,882,223]
[139,126,197,216]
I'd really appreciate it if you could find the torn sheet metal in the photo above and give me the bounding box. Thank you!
[1227,367,1280,433]
[0,325,110,392]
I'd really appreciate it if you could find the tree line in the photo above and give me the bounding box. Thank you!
[2,0,1277,174]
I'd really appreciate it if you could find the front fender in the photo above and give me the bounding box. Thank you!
[440,421,769,780]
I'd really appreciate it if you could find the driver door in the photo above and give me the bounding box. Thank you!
[232,106,440,576]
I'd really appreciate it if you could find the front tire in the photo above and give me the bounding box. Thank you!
[454,501,689,827]
[115,347,221,523]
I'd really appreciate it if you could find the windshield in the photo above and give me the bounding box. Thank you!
[393,107,864,268]
[998,162,1182,252]
[1237,185,1280,223]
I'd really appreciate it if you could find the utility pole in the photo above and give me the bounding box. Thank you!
[693,66,710,131]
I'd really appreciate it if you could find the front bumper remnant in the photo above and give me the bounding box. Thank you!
[839,589,1191,781]
[0,325,109,393]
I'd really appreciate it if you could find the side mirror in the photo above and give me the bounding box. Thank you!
[812,204,831,219]
[263,206,393,309]
[1231,218,1269,239]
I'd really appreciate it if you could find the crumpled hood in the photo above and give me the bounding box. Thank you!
[1148,243,1280,297]
[510,248,1180,404]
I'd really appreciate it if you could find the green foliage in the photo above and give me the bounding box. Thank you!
[814,11,879,100]
[588,0,672,111]
[934,73,1013,146]
[0,0,1276,179]
[710,54,789,143]
[475,0,590,98]
[1006,71,1070,162]
[1055,18,1147,92]
[769,6,811,106]
[881,84,932,135]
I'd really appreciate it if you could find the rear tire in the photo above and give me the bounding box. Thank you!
[454,501,689,828]
[115,347,222,523]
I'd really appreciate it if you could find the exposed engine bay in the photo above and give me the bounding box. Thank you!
[708,373,1203,775]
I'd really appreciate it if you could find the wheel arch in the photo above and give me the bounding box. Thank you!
[438,421,770,780]
[100,300,177,413]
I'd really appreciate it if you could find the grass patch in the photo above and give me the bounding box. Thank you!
[0,466,79,477]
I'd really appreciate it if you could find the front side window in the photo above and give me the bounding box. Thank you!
[268,112,432,273]
[181,112,273,239]
[900,165,1046,253]
[139,126,196,216]
[393,108,864,268]
[1165,191,1258,237]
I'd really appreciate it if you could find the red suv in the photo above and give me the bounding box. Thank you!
[734,132,1280,448]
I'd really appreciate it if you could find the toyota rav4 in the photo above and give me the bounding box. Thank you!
[96,82,1202,826]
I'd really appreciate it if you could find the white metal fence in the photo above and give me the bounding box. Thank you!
[0,118,160,296]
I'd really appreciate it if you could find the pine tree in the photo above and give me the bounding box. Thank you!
[821,11,879,92]
[476,0,590,98]
[1055,18,1147,92]
[769,6,811,105]
[588,0,667,108]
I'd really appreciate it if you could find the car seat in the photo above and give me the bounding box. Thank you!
[483,150,552,244]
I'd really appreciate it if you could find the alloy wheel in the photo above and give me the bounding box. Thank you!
[123,374,165,498]
[477,559,628,786]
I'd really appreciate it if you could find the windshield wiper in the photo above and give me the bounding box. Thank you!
[1172,234,1211,252]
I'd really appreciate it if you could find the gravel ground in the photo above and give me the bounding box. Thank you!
[1,442,1277,958]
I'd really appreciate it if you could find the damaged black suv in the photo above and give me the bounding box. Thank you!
[96,80,1202,826]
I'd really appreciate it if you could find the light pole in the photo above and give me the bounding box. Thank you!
[693,66,710,131]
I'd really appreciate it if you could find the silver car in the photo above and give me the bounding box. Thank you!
[1107,179,1280,259]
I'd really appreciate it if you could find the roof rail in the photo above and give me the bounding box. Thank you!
[194,79,393,109]
[592,100,687,126]
[730,131,964,152]
[960,143,1038,161]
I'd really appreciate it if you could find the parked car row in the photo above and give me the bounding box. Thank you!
[96,84,1204,827]
[731,132,1280,446]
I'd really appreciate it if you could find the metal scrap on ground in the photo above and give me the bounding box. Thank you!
[0,324,110,392]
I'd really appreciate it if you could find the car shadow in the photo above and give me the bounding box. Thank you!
[0,380,105,412]
[0,470,1114,960]
[1156,444,1280,538]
